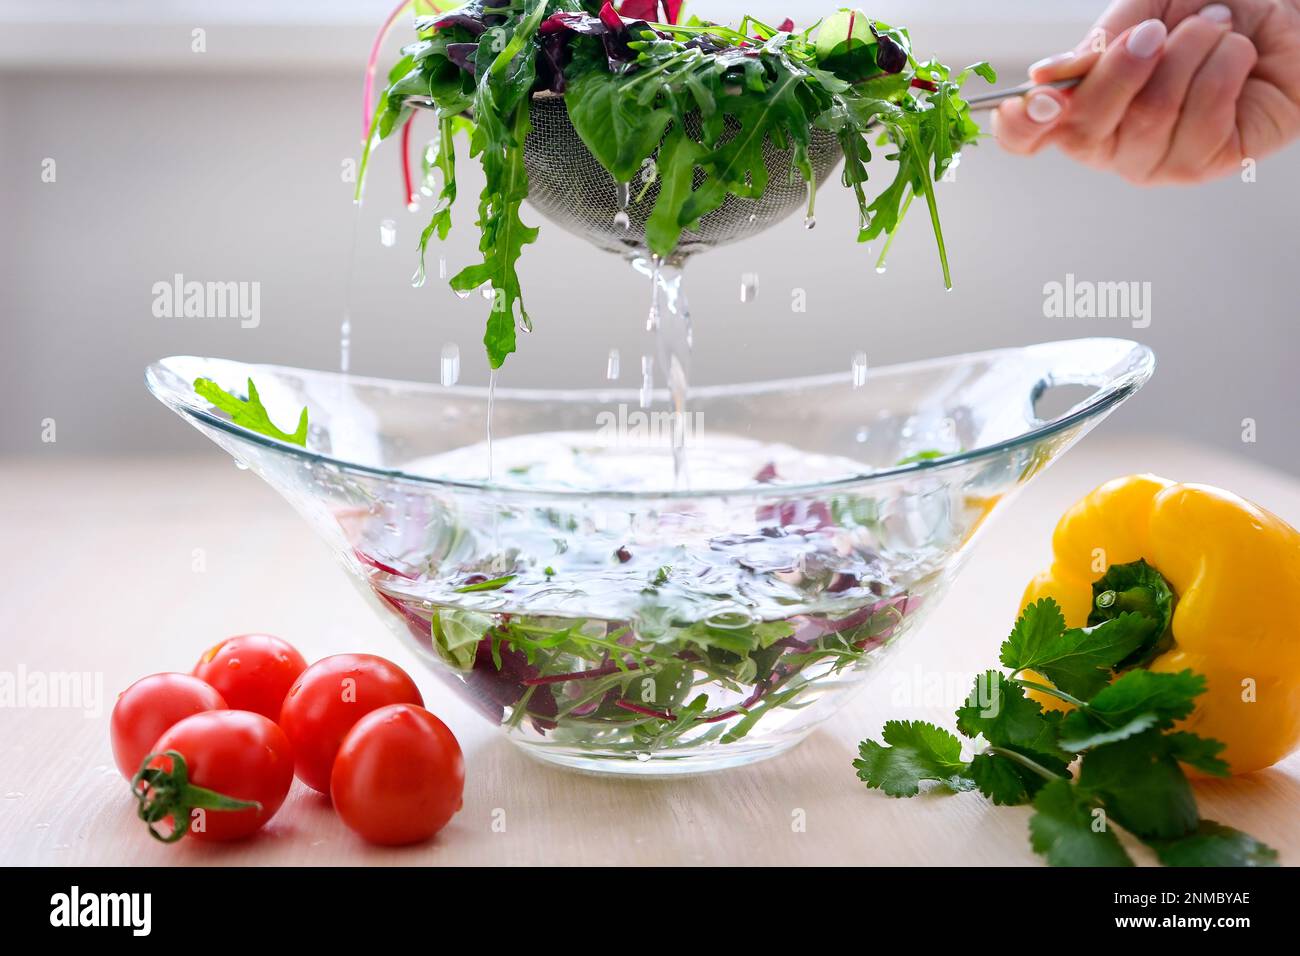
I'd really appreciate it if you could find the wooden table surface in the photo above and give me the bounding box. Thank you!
[3,436,1298,867]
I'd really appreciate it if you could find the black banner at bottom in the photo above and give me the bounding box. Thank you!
[1,864,1293,939]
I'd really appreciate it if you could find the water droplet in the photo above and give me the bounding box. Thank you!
[411,261,426,288]
[406,200,420,213]
[640,355,655,409]
[379,219,397,247]
[480,286,494,301]
[852,351,869,389]
[235,461,250,471]
[438,256,449,280]
[34,822,49,830]
[613,210,631,231]
[740,272,759,304]
[339,315,353,371]
[803,179,817,230]
[440,343,460,387]
[606,349,621,380]
[615,180,631,209]
[4,791,24,799]
[517,311,533,334]
[635,752,652,763]
[855,426,870,443]
[875,264,887,275]
[454,287,472,300]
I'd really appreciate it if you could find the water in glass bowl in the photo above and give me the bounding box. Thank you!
[352,430,956,771]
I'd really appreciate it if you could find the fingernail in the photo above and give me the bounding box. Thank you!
[1029,51,1076,74]
[1026,93,1063,124]
[1126,19,1168,59]
[1199,3,1232,23]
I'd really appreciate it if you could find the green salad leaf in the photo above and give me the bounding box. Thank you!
[361,2,996,366]
[193,377,308,447]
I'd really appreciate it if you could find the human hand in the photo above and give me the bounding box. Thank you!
[993,1,1300,184]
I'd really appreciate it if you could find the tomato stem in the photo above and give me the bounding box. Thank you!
[131,750,261,844]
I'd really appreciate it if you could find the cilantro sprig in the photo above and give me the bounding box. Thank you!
[854,598,1278,867]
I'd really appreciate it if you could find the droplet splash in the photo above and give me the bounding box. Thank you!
[379,219,397,247]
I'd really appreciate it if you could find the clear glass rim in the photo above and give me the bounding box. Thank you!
[145,337,1155,502]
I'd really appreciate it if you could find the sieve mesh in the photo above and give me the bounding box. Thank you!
[409,95,844,261]
[522,96,844,260]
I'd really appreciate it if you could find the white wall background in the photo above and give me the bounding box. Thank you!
[2,1,1297,473]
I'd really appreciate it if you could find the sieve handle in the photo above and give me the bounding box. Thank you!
[964,77,1081,111]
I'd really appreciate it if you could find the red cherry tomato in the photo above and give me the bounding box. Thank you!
[279,654,424,793]
[110,673,227,780]
[330,704,464,846]
[192,634,307,720]
[137,710,294,843]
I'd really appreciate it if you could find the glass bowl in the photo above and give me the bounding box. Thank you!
[146,338,1153,775]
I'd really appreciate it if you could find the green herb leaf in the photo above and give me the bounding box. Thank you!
[1164,732,1231,778]
[432,608,493,672]
[854,720,975,798]
[969,752,1051,806]
[1076,731,1199,840]
[956,671,1071,765]
[1029,778,1135,867]
[1000,599,1152,698]
[1146,821,1279,867]
[1058,669,1205,751]
[193,377,308,447]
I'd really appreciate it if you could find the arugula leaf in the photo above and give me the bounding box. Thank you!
[1029,778,1135,867]
[367,4,993,366]
[193,377,308,447]
[444,0,551,368]
[1000,600,1152,698]
[455,574,517,593]
[1147,821,1279,867]
[854,720,974,797]
[643,122,706,257]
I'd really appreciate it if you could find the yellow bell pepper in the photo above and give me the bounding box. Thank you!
[1022,474,1300,775]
